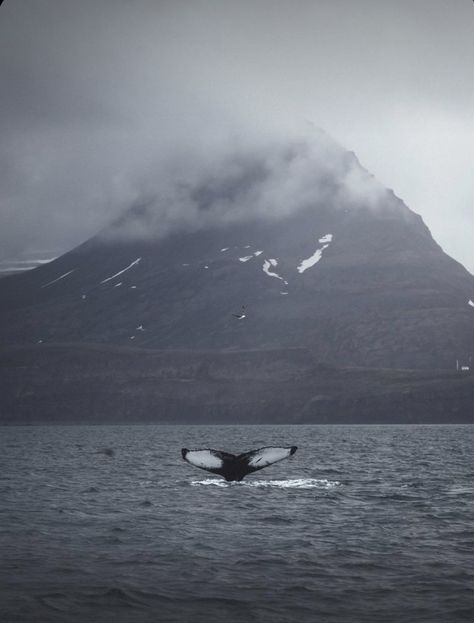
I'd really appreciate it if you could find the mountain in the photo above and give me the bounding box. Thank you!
[1,135,473,423]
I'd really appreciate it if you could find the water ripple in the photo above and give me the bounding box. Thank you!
[0,424,473,623]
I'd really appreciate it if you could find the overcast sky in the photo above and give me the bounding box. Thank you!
[1,0,473,272]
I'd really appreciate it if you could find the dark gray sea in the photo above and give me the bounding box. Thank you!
[1,425,473,623]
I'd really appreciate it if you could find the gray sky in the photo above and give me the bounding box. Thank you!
[1,0,473,272]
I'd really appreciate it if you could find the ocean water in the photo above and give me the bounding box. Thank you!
[1,424,473,623]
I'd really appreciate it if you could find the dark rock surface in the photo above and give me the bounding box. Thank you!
[1,344,472,424]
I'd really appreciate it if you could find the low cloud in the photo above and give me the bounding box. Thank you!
[1,0,473,271]
[99,131,394,242]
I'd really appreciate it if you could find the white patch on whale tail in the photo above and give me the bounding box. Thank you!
[183,449,224,470]
[246,446,295,469]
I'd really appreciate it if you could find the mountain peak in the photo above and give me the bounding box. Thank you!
[97,135,404,244]
[1,135,473,370]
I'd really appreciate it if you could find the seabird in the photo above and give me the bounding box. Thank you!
[232,305,246,319]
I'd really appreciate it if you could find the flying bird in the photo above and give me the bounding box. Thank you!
[181,446,298,481]
[232,305,246,319]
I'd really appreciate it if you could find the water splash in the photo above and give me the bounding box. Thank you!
[190,478,340,489]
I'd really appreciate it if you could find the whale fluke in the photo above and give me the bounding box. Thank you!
[181,446,297,481]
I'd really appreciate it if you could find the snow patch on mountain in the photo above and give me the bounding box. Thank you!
[263,259,288,284]
[319,234,333,244]
[297,234,333,274]
[239,256,253,262]
[469,300,474,307]
[42,269,75,288]
[100,258,141,284]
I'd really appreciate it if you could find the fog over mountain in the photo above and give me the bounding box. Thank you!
[1,0,474,272]
[99,133,391,243]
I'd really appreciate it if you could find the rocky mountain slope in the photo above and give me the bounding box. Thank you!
[1,145,473,370]
[1,135,473,423]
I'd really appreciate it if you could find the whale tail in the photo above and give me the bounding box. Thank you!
[181,446,297,481]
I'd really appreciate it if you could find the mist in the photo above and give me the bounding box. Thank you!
[1,0,473,271]
[99,131,395,243]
